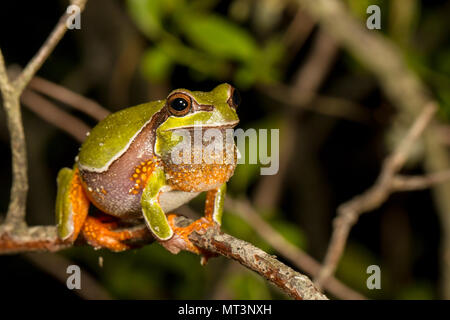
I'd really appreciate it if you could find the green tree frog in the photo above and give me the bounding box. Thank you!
[55,83,240,255]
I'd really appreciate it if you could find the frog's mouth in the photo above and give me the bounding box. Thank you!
[167,120,239,132]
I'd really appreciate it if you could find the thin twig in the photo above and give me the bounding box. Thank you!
[391,170,450,192]
[282,9,315,60]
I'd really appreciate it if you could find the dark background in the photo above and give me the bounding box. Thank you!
[0,0,448,299]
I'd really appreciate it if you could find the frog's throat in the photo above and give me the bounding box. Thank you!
[77,117,154,173]
[154,120,239,158]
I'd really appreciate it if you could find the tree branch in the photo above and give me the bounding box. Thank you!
[391,170,450,192]
[0,216,327,300]
[187,221,328,300]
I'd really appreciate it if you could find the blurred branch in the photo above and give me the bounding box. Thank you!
[266,87,370,123]
[315,102,437,288]
[13,0,87,93]
[24,252,112,300]
[295,0,450,293]
[226,197,366,300]
[21,89,91,142]
[282,9,315,59]
[297,0,429,115]
[254,29,339,209]
[391,170,450,191]
[27,75,109,121]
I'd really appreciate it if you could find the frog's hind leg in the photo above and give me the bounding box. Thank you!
[55,167,90,243]
[56,167,147,251]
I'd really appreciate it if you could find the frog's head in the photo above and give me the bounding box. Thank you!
[155,83,240,159]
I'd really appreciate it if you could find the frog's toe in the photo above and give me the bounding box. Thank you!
[163,214,218,262]
[159,233,187,254]
[81,216,147,252]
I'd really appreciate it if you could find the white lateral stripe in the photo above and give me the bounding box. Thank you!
[78,118,154,173]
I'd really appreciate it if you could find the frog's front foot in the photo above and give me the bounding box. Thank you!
[161,214,218,264]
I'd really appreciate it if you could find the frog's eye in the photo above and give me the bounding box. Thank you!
[167,93,192,116]
[229,87,241,109]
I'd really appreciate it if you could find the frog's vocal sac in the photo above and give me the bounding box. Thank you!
[55,83,240,255]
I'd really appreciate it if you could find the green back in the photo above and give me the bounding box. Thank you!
[78,100,165,171]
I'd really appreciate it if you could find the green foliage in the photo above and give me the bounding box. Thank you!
[140,47,173,82]
[269,219,306,249]
[346,0,384,20]
[179,14,258,61]
[228,272,271,299]
[126,0,283,87]
[396,282,435,300]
